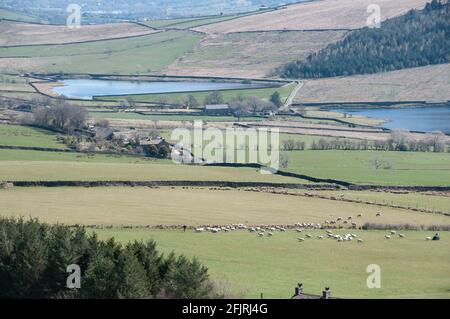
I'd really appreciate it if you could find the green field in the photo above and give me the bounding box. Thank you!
[88,111,263,122]
[0,159,300,183]
[1,187,448,226]
[302,190,450,213]
[285,150,450,186]
[92,229,450,298]
[143,15,242,29]
[97,82,296,104]
[0,8,42,23]
[142,11,267,30]
[0,124,67,148]
[0,31,201,74]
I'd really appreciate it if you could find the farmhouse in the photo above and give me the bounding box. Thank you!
[139,137,169,148]
[291,283,336,299]
[202,104,230,116]
[139,137,171,157]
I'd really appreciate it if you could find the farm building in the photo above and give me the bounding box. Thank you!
[140,137,171,157]
[202,104,230,116]
[291,283,336,299]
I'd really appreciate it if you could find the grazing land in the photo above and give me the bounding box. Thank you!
[285,150,450,186]
[0,158,300,183]
[143,14,248,30]
[295,63,450,103]
[0,31,202,74]
[97,82,296,104]
[0,8,42,23]
[1,187,449,226]
[93,229,450,299]
[195,0,429,33]
[88,112,262,122]
[0,124,66,148]
[0,21,157,46]
[166,31,347,78]
[301,189,450,213]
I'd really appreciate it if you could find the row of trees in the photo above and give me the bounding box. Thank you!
[32,100,87,134]
[277,0,449,78]
[122,90,283,112]
[0,218,220,299]
[281,131,448,152]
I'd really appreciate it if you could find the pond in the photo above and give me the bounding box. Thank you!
[51,79,275,100]
[329,106,450,134]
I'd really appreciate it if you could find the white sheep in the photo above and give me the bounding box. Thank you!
[426,236,432,240]
[399,234,405,238]
[385,235,391,239]
[268,232,273,237]
[317,235,324,240]
[305,234,312,238]
[258,232,265,237]
[195,227,204,233]
[298,237,305,242]
[357,239,364,243]
[296,228,303,233]
[390,230,396,235]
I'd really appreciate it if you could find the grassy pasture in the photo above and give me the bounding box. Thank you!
[0,21,155,46]
[195,0,429,33]
[88,111,262,122]
[295,63,450,103]
[95,82,296,105]
[0,8,42,23]
[92,229,450,299]
[300,190,450,214]
[166,31,346,78]
[1,187,449,227]
[0,124,67,148]
[142,11,267,30]
[0,31,201,74]
[0,159,300,183]
[0,74,35,91]
[285,150,450,186]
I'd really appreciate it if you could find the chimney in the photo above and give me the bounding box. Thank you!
[322,287,331,299]
[294,283,303,296]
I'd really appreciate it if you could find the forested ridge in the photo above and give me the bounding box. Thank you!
[277,0,450,79]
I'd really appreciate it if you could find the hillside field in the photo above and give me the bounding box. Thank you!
[0,21,156,46]
[0,31,202,74]
[0,124,67,148]
[95,229,450,298]
[96,82,296,104]
[166,31,347,78]
[1,187,449,226]
[285,150,450,186]
[195,0,429,33]
[295,64,450,103]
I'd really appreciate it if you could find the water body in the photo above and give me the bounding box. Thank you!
[329,107,450,133]
[52,79,274,100]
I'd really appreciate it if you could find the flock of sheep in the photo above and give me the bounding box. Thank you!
[193,212,435,241]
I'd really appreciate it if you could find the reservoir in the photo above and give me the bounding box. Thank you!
[329,106,450,134]
[52,79,275,100]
